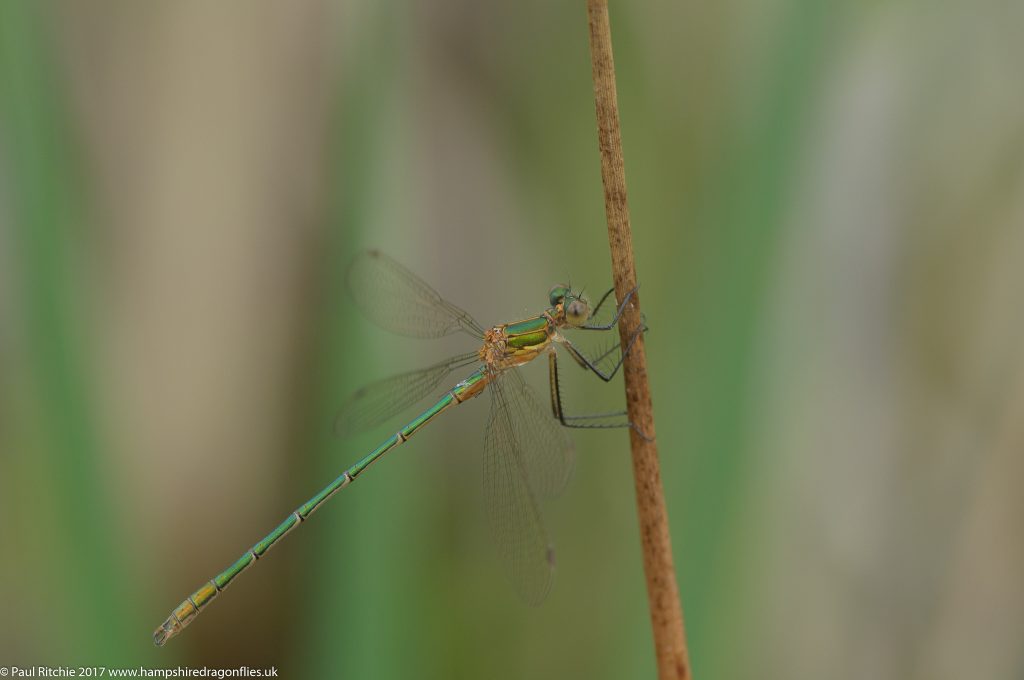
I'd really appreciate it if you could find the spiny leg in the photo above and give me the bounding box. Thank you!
[587,286,617,319]
[579,285,639,331]
[548,352,653,440]
[559,320,645,383]
[557,329,623,373]
[583,331,641,370]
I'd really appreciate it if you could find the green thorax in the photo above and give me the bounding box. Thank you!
[503,314,552,350]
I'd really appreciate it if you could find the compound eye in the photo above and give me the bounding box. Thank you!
[548,284,570,307]
[565,298,590,326]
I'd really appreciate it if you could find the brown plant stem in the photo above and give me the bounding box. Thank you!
[585,2,692,678]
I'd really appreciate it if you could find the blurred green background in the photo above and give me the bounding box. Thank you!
[2,1,1023,678]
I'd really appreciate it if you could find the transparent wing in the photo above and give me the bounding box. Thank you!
[483,370,575,605]
[334,351,480,436]
[348,250,485,339]
[499,370,575,500]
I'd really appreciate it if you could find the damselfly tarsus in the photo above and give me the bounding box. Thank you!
[153,250,644,646]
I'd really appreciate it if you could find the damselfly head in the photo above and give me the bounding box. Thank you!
[564,295,590,326]
[549,283,589,326]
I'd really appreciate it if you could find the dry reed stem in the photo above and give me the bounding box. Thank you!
[585,2,693,678]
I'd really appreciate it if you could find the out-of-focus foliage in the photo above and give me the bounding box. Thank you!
[1,1,1022,678]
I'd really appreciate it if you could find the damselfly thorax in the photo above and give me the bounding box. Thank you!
[479,309,564,370]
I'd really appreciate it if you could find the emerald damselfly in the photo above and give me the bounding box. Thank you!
[154,250,643,646]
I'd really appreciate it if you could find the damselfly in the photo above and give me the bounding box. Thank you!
[154,250,644,646]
